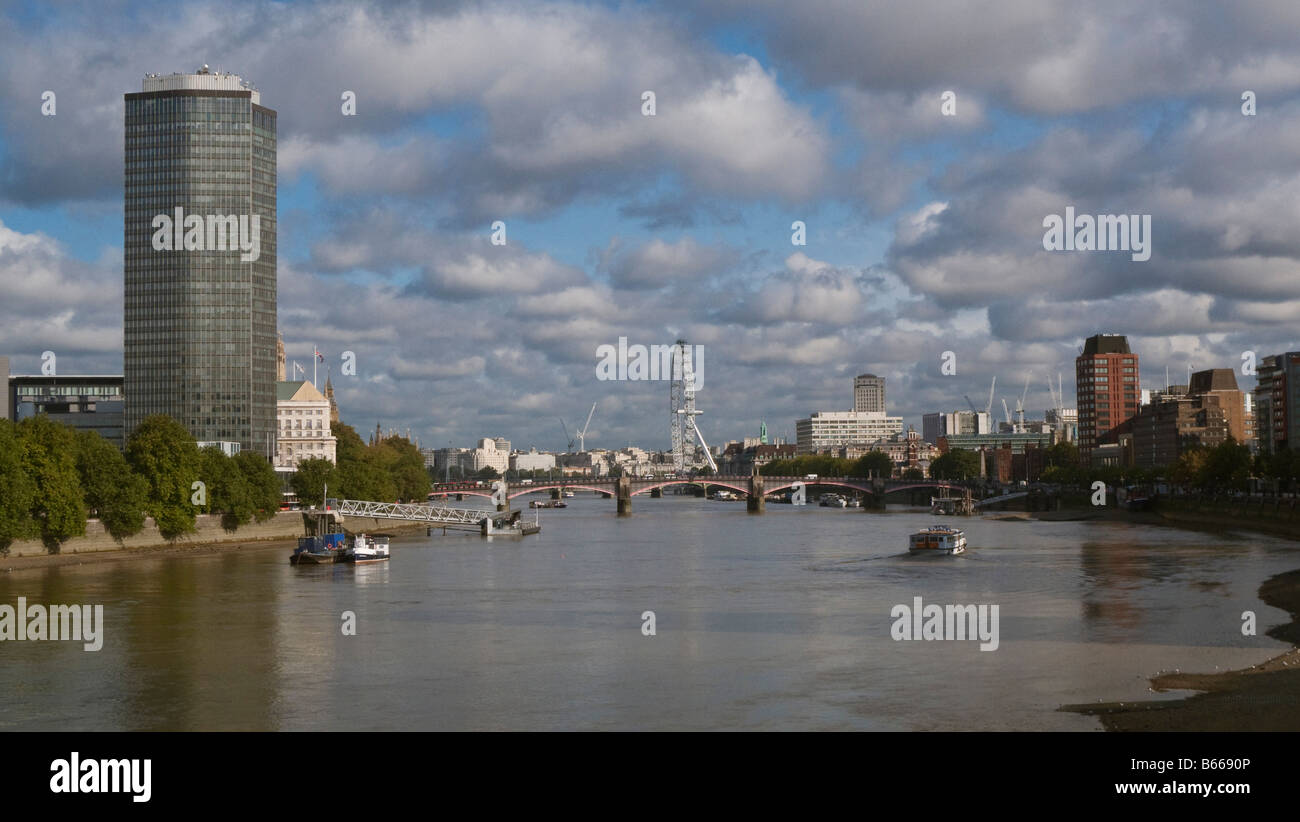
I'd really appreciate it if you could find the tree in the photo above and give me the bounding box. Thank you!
[291,457,339,508]
[235,451,282,521]
[476,465,500,480]
[126,415,201,540]
[1044,441,1079,469]
[1169,447,1208,487]
[851,451,894,478]
[929,449,981,481]
[901,466,924,481]
[18,415,86,552]
[373,436,431,500]
[0,420,35,554]
[1199,438,1252,491]
[74,430,146,541]
[198,446,255,531]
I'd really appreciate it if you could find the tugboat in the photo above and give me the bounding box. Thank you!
[908,525,967,555]
[290,508,349,565]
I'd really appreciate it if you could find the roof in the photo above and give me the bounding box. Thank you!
[1081,334,1131,355]
[276,380,327,402]
[1188,368,1239,394]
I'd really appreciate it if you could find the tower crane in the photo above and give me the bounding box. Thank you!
[575,403,596,452]
[1014,371,1032,431]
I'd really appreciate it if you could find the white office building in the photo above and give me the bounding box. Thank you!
[922,410,992,443]
[796,411,903,454]
[275,381,337,471]
[510,448,557,472]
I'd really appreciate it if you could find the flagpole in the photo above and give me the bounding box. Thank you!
[313,344,318,390]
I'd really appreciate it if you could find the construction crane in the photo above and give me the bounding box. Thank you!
[1014,371,1032,431]
[557,417,575,451]
[1001,397,1013,428]
[575,403,596,452]
[985,376,996,416]
[963,394,980,415]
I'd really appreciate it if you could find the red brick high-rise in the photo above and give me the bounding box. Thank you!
[1076,334,1140,465]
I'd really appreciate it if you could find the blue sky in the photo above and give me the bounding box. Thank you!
[3,0,1300,451]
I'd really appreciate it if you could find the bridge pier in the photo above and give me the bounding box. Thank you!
[497,482,509,512]
[747,471,765,514]
[551,487,562,500]
[650,487,662,498]
[864,478,887,511]
[456,493,463,501]
[617,476,632,516]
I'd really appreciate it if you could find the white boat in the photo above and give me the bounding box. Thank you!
[908,525,966,555]
[562,490,575,498]
[346,533,391,564]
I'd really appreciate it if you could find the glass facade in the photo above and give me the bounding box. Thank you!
[124,82,277,455]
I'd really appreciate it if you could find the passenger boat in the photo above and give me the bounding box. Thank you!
[530,500,568,508]
[563,490,575,498]
[290,509,349,565]
[819,494,848,508]
[345,533,390,564]
[908,525,967,555]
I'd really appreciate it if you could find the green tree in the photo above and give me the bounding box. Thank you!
[374,436,431,500]
[235,451,282,521]
[929,449,981,481]
[74,430,146,541]
[1199,438,1252,491]
[126,415,201,540]
[0,420,36,554]
[291,457,339,508]
[1169,447,1208,487]
[198,446,255,531]
[476,465,500,480]
[901,466,924,481]
[17,415,86,552]
[1044,441,1079,469]
[851,451,895,478]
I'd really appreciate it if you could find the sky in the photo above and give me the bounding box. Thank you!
[2,0,1299,452]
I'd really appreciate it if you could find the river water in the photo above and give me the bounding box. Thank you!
[2,494,1297,730]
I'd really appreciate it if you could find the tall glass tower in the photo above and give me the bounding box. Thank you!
[124,66,277,455]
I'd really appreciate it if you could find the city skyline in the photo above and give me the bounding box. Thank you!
[3,2,1300,452]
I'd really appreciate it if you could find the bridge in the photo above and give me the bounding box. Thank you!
[335,498,539,536]
[427,475,977,516]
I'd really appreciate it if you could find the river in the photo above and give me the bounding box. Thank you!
[2,494,1296,730]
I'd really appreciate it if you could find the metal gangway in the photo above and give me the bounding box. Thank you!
[973,491,1030,508]
[333,499,537,535]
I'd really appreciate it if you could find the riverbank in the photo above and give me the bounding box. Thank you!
[1062,568,1300,730]
[1043,502,1300,730]
[2,515,431,574]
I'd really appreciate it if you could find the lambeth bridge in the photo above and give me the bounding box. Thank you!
[427,475,1010,515]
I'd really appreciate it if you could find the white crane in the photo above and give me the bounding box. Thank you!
[575,402,596,453]
[985,376,996,417]
[1001,397,1013,428]
[1014,371,1032,431]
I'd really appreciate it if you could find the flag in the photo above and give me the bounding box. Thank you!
[315,347,324,363]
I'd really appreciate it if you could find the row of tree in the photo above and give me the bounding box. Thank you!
[0,414,281,553]
[752,439,1275,491]
[0,415,433,556]
[289,422,430,508]
[759,452,899,479]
